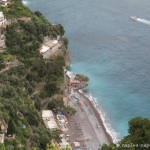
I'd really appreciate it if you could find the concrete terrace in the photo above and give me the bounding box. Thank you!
[42,42,62,59]
[42,110,58,131]
[39,37,62,59]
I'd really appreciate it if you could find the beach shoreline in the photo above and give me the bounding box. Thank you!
[66,88,113,149]
[77,91,113,144]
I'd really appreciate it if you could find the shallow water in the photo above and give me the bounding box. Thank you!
[27,0,150,140]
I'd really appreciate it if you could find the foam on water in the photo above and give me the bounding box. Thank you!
[81,90,119,143]
[22,0,29,5]
[137,18,150,26]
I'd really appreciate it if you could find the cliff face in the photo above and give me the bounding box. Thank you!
[65,49,71,67]
[0,1,69,149]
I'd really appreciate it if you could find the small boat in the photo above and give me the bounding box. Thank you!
[130,16,137,21]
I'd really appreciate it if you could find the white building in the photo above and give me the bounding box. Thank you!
[42,110,58,131]
[48,40,58,48]
[66,71,76,81]
[39,40,59,54]
[0,0,8,7]
[0,133,4,143]
[65,70,88,92]
[0,11,6,28]
[39,45,50,54]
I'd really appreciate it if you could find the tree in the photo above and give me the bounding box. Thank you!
[101,117,150,150]
[0,55,5,69]
[0,55,4,64]
[128,117,150,144]
[39,134,50,150]
[34,11,42,17]
[62,145,71,150]
[101,144,110,150]
[101,144,117,150]
[5,145,14,150]
[7,119,16,135]
[63,38,68,48]
[46,144,55,150]
[46,143,71,150]
[0,144,6,150]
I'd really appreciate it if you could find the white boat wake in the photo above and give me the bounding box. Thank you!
[131,16,150,26]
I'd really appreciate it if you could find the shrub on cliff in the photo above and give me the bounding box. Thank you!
[0,144,6,150]
[101,117,150,150]
[0,55,5,69]
[75,74,89,82]
[0,0,33,19]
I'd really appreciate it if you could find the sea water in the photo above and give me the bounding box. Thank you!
[27,0,150,140]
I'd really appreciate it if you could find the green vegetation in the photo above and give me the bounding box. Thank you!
[0,55,5,69]
[47,99,76,115]
[46,143,71,150]
[0,144,6,150]
[0,1,72,149]
[0,53,14,69]
[75,74,89,82]
[101,117,150,150]
[1,53,13,62]
[0,0,33,19]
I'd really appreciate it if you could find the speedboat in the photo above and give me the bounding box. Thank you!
[130,16,137,21]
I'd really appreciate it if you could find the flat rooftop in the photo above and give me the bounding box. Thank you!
[42,110,54,118]
[42,110,58,130]
[39,45,49,54]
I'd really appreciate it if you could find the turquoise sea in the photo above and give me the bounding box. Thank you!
[25,0,150,141]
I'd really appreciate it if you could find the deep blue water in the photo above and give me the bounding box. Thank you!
[25,0,150,140]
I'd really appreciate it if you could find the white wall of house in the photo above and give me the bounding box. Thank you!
[0,12,6,27]
[0,133,4,143]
